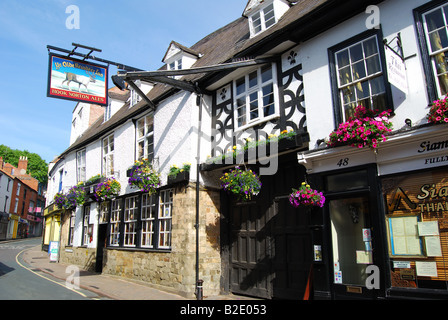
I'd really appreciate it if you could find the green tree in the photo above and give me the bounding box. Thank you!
[0,145,48,185]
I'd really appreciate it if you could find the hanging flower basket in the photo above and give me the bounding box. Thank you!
[128,159,161,195]
[289,182,325,208]
[427,96,448,124]
[54,192,67,209]
[328,106,393,149]
[95,177,121,201]
[65,185,87,208]
[220,166,262,201]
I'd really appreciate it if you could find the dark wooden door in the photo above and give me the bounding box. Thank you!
[230,202,271,299]
[228,155,312,299]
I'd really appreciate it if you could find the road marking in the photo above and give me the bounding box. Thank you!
[15,248,89,299]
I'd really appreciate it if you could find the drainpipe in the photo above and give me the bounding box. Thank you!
[195,92,203,300]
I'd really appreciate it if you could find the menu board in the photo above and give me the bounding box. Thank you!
[388,216,422,256]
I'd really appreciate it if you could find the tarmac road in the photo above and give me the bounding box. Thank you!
[0,237,102,300]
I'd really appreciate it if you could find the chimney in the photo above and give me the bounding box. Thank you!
[18,156,28,174]
[0,157,3,169]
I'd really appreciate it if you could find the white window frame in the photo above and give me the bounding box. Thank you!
[68,211,75,246]
[233,63,279,131]
[334,35,386,122]
[109,199,121,246]
[249,3,276,36]
[141,193,156,248]
[158,189,173,249]
[76,149,86,183]
[82,205,92,246]
[136,114,154,162]
[102,134,114,178]
[124,196,138,247]
[423,3,448,97]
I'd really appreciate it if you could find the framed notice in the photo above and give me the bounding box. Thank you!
[388,216,423,256]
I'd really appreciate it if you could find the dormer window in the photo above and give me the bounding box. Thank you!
[244,0,292,38]
[162,41,200,78]
[251,3,276,36]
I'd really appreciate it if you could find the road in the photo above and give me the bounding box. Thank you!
[0,237,102,300]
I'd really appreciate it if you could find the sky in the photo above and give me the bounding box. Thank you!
[0,0,245,163]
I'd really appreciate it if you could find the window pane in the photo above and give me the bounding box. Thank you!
[337,50,350,68]
[366,55,381,75]
[352,61,366,81]
[249,92,258,120]
[327,170,368,192]
[349,43,363,62]
[363,37,378,57]
[261,65,272,83]
[355,81,370,100]
[370,76,386,95]
[426,9,445,32]
[262,84,275,117]
[430,29,448,52]
[338,66,352,85]
[236,77,246,96]
[249,71,258,89]
[137,119,145,138]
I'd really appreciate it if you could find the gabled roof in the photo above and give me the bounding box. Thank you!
[57,0,382,159]
[162,41,201,63]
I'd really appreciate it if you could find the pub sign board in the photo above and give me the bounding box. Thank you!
[47,53,109,106]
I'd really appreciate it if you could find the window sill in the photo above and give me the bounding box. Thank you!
[105,246,171,253]
[234,114,280,133]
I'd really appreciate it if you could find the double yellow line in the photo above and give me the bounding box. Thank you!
[15,248,89,299]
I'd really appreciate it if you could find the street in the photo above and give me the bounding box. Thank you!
[0,238,103,300]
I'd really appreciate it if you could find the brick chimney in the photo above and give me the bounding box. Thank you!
[18,156,28,174]
[0,157,3,169]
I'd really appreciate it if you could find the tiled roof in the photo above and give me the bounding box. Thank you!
[59,0,333,157]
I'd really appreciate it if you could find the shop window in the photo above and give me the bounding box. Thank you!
[158,189,173,249]
[109,199,121,246]
[124,196,138,247]
[141,193,156,248]
[383,168,448,290]
[329,30,392,124]
[82,205,92,246]
[68,211,75,246]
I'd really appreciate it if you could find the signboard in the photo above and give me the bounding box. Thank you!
[47,53,108,106]
[385,46,408,94]
[49,241,59,262]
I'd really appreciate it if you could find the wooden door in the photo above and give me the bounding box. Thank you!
[230,202,271,299]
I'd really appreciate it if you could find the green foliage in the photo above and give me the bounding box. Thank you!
[0,144,48,185]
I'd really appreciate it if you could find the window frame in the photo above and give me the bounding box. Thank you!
[414,0,448,101]
[82,205,92,246]
[105,189,174,251]
[232,63,280,131]
[328,29,393,127]
[102,134,115,178]
[135,114,154,162]
[76,149,86,184]
[123,195,139,247]
[249,2,276,37]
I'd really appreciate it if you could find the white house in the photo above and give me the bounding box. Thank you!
[46,0,448,300]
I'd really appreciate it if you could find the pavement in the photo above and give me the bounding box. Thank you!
[18,242,256,301]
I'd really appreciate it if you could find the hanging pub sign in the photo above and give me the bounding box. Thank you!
[47,53,109,106]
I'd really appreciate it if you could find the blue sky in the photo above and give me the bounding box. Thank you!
[0,0,245,163]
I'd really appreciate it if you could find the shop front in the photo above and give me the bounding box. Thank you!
[43,203,62,252]
[301,124,448,299]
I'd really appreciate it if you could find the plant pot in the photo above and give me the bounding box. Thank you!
[167,171,190,185]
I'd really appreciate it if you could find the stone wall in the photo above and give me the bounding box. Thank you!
[102,183,222,298]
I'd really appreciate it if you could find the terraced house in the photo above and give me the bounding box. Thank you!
[46,0,448,299]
